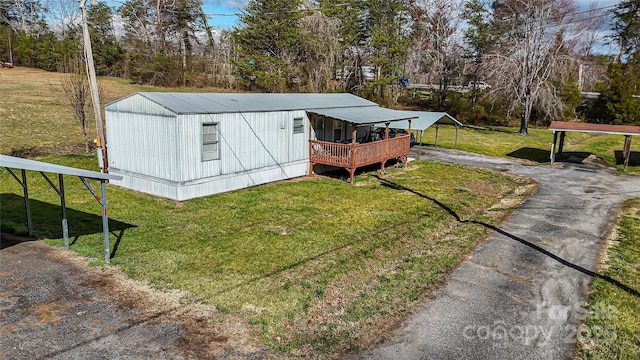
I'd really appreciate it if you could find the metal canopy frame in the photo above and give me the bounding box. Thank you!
[548,121,640,172]
[1,155,122,264]
[376,111,464,158]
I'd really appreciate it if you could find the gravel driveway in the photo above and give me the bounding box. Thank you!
[360,147,640,360]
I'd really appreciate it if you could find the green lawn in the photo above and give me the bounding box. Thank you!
[575,198,640,360]
[0,155,535,354]
[413,125,640,174]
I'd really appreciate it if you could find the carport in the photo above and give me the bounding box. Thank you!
[0,155,122,263]
[378,111,464,158]
[549,121,640,172]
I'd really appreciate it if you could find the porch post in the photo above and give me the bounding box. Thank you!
[408,119,412,141]
[383,122,390,172]
[350,124,357,182]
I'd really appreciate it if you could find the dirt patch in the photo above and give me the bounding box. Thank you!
[0,235,269,359]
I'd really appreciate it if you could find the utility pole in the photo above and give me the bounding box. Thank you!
[79,0,108,173]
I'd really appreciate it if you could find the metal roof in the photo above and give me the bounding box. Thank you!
[377,111,463,131]
[308,107,418,125]
[549,121,640,136]
[0,155,122,181]
[106,92,378,115]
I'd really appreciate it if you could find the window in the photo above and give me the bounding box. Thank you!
[202,123,219,161]
[293,117,304,134]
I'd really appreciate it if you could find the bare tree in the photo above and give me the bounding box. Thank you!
[298,4,340,93]
[487,0,579,135]
[59,68,91,153]
[410,0,465,110]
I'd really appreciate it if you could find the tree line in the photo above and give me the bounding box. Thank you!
[1,0,638,132]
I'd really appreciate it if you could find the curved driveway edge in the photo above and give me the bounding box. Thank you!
[360,147,640,360]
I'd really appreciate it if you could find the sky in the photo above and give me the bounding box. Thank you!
[202,0,247,29]
[202,0,624,30]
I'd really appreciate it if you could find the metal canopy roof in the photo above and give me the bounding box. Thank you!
[0,155,121,181]
[376,111,463,131]
[548,121,639,172]
[549,121,640,136]
[1,155,121,264]
[106,92,378,115]
[308,107,418,125]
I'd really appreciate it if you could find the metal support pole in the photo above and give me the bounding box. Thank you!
[79,176,111,264]
[550,131,558,163]
[59,174,69,249]
[454,125,459,149]
[434,125,439,147]
[101,180,110,264]
[21,170,33,237]
[419,130,424,159]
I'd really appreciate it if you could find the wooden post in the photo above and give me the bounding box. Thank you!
[623,135,632,172]
[434,125,439,147]
[383,122,390,172]
[408,119,412,143]
[558,131,566,154]
[550,131,558,163]
[350,124,357,183]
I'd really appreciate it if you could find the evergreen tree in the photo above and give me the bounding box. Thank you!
[232,0,304,92]
[611,0,640,59]
[87,2,124,77]
[601,52,640,125]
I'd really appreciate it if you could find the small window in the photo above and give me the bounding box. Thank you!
[293,117,304,134]
[202,123,219,161]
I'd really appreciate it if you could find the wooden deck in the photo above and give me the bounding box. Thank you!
[309,134,410,181]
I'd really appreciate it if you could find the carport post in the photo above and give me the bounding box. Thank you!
[419,130,424,158]
[558,131,566,154]
[550,131,558,163]
[59,174,69,249]
[623,135,632,172]
[454,125,459,149]
[434,124,439,147]
[101,180,111,264]
[21,170,33,237]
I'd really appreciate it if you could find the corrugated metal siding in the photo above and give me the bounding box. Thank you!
[176,110,309,183]
[105,93,176,117]
[106,111,180,182]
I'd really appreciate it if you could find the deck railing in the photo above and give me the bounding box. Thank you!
[309,134,410,168]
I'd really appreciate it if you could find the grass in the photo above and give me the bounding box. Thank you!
[575,198,640,360]
[2,67,638,355]
[0,154,535,355]
[413,125,640,174]
[0,67,224,155]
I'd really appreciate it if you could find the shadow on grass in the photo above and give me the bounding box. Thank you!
[615,150,640,166]
[373,175,640,299]
[0,193,136,256]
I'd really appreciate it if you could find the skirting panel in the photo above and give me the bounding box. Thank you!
[110,161,309,201]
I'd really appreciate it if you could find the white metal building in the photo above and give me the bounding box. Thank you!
[105,92,406,200]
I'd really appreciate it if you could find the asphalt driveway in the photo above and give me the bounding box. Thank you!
[360,147,640,360]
